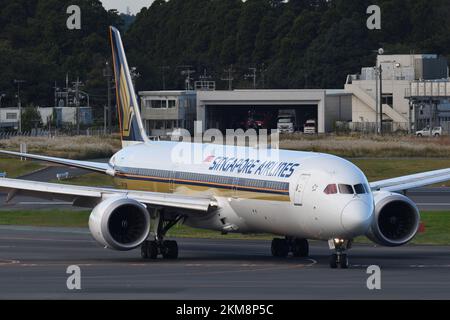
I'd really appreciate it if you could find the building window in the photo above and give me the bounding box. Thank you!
[168,100,176,108]
[382,94,393,108]
[150,100,166,109]
[6,113,17,120]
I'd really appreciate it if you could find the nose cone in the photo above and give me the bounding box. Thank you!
[341,200,373,235]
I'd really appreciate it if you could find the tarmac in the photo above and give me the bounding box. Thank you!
[0,225,449,300]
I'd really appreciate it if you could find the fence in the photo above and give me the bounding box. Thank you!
[0,128,119,140]
[335,122,410,134]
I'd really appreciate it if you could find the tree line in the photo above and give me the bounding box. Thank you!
[1,0,450,114]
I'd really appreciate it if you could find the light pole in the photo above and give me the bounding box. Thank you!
[14,80,26,134]
[379,65,383,134]
[373,67,379,134]
[244,67,257,89]
[0,94,5,108]
[377,48,384,135]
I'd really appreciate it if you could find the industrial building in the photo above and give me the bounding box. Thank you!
[138,89,351,136]
[196,90,351,134]
[0,108,19,131]
[139,91,196,136]
[137,54,450,136]
[345,54,449,132]
[406,81,450,132]
[37,106,93,127]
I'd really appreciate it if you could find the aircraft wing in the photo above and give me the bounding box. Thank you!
[369,168,450,192]
[0,178,217,213]
[0,150,112,174]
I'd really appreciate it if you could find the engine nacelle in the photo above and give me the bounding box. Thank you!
[89,197,150,251]
[367,191,420,247]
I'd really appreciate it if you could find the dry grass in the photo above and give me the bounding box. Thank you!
[280,134,450,158]
[2,134,450,160]
[0,135,121,160]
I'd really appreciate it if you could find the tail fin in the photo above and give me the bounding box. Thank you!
[109,26,148,147]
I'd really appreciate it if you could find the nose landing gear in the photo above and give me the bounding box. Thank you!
[271,237,309,258]
[328,239,352,269]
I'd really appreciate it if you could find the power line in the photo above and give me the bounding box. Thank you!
[221,65,234,91]
[244,67,257,89]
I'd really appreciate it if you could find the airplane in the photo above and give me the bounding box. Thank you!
[1,26,450,269]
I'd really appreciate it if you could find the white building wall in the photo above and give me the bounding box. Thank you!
[37,107,53,125]
[0,109,19,130]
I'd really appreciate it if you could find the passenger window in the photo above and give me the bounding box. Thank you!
[354,184,366,194]
[338,184,354,194]
[324,184,337,195]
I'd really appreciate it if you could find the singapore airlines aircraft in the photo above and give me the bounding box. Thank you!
[1,27,450,269]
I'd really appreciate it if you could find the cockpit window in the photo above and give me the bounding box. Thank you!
[338,184,354,194]
[354,184,366,194]
[324,184,338,195]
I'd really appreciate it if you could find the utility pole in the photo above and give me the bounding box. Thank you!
[130,67,140,89]
[221,65,234,91]
[179,66,195,91]
[159,66,170,90]
[244,67,257,89]
[377,48,384,135]
[0,93,5,108]
[65,73,69,108]
[379,65,383,134]
[103,61,113,133]
[260,63,268,89]
[53,82,58,108]
[73,77,83,135]
[13,79,26,134]
[374,67,379,135]
[104,104,107,135]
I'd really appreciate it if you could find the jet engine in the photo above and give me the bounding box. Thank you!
[89,196,150,251]
[366,191,420,247]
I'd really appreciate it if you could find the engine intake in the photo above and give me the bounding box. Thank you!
[89,197,150,251]
[367,192,420,247]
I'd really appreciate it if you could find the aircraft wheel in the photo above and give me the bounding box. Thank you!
[141,241,149,259]
[339,254,349,269]
[147,241,159,259]
[271,238,289,257]
[330,254,338,269]
[292,239,309,257]
[162,240,178,259]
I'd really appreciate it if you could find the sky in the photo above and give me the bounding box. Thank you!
[100,0,156,15]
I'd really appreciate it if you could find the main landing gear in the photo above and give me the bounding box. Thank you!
[328,238,352,269]
[271,237,309,258]
[141,212,183,260]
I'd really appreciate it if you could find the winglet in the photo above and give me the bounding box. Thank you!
[109,26,149,147]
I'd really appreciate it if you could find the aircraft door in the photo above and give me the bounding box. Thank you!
[294,174,311,206]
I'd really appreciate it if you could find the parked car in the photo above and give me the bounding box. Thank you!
[304,119,317,134]
[240,111,270,131]
[416,126,443,137]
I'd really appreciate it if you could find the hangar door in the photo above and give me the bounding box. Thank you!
[205,105,318,132]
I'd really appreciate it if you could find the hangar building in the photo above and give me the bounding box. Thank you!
[139,89,351,136]
[196,89,351,134]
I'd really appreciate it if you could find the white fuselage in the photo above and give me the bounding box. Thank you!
[109,141,374,241]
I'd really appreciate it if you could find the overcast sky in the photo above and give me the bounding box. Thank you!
[100,0,156,15]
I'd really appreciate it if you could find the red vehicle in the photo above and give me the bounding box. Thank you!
[241,111,270,130]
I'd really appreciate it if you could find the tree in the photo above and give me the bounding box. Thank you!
[21,107,42,132]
